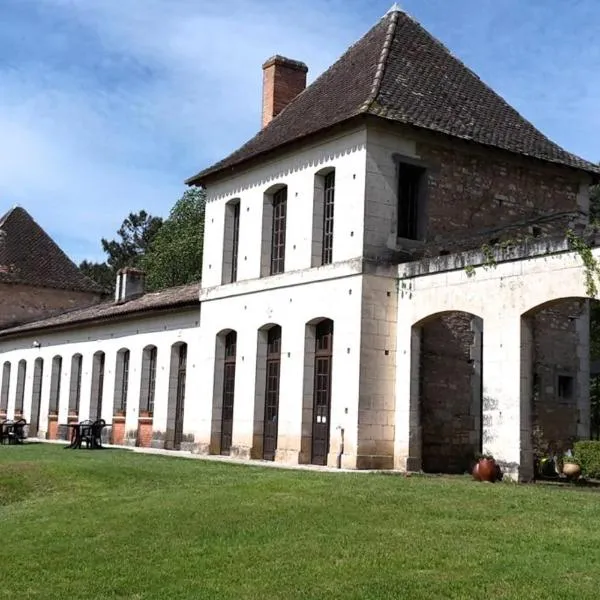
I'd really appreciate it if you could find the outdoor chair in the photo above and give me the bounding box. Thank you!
[81,419,106,449]
[0,420,8,445]
[7,419,27,445]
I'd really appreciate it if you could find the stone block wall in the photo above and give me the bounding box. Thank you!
[419,312,481,473]
[0,282,103,330]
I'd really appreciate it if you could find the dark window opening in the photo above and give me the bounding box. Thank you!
[231,202,240,282]
[270,188,287,275]
[263,326,282,461]
[558,375,574,400]
[221,331,237,455]
[121,351,130,413]
[397,163,425,240]
[322,171,335,265]
[145,347,157,413]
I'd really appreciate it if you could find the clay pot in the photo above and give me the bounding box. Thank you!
[473,458,500,483]
[562,462,581,481]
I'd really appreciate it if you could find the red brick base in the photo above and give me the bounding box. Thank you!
[48,415,59,440]
[137,417,153,448]
[111,415,125,445]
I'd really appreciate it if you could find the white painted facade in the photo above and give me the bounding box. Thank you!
[0,309,200,446]
[0,122,594,481]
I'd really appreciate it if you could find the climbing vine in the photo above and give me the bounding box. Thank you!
[566,228,600,298]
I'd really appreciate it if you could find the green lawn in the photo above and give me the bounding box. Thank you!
[2,445,600,599]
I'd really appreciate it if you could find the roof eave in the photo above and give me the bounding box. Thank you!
[0,299,200,340]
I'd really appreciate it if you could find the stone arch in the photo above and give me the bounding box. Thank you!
[0,361,11,417]
[300,317,334,465]
[211,329,237,455]
[410,310,484,474]
[519,294,596,472]
[15,359,27,417]
[165,341,187,450]
[252,323,282,460]
[137,345,157,447]
[30,357,44,436]
[89,351,106,421]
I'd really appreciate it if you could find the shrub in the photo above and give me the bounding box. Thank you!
[574,441,600,478]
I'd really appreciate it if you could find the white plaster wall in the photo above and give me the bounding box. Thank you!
[202,127,368,289]
[192,275,363,466]
[0,309,200,441]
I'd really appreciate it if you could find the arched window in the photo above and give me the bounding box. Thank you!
[15,359,27,414]
[0,362,11,414]
[90,351,106,421]
[312,168,335,267]
[222,199,241,284]
[113,349,130,415]
[261,185,287,277]
[69,354,83,414]
[49,356,62,415]
[140,346,158,415]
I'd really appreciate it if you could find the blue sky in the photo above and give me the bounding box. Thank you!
[1,0,598,263]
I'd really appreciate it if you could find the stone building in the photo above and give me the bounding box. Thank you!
[0,7,598,480]
[0,207,104,329]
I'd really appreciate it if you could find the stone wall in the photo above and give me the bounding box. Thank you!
[420,312,481,473]
[0,282,103,330]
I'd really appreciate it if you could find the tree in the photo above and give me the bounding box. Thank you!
[142,187,206,291]
[101,210,163,271]
[79,260,114,292]
[78,210,163,293]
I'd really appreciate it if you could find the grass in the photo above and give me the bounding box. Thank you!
[1,446,600,599]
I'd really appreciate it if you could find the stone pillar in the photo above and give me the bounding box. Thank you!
[482,316,534,481]
[230,332,257,459]
[394,324,421,471]
[576,301,591,439]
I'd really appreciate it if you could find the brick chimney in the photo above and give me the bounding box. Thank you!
[115,267,145,303]
[261,55,308,128]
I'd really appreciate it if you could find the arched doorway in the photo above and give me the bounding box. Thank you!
[166,342,187,450]
[90,351,105,421]
[30,358,44,437]
[411,311,484,474]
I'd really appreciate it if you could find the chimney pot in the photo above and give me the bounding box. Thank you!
[261,55,308,129]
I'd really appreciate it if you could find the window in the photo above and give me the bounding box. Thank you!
[231,202,240,282]
[69,354,83,413]
[49,356,62,414]
[221,331,237,454]
[145,347,157,413]
[271,188,287,275]
[322,171,335,265]
[397,162,426,240]
[15,360,27,413]
[222,200,241,284]
[0,362,10,413]
[558,375,574,400]
[121,350,130,412]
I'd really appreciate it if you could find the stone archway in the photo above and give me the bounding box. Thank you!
[410,310,484,474]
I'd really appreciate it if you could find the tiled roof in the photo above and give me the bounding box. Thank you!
[0,282,200,337]
[0,207,103,293]
[187,8,599,184]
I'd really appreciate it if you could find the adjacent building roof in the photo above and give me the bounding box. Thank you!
[187,7,599,184]
[0,282,200,337]
[0,207,103,294]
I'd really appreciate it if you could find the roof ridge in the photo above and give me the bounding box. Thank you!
[359,10,400,114]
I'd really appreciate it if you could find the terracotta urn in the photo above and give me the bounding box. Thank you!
[562,462,581,481]
[473,458,500,483]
